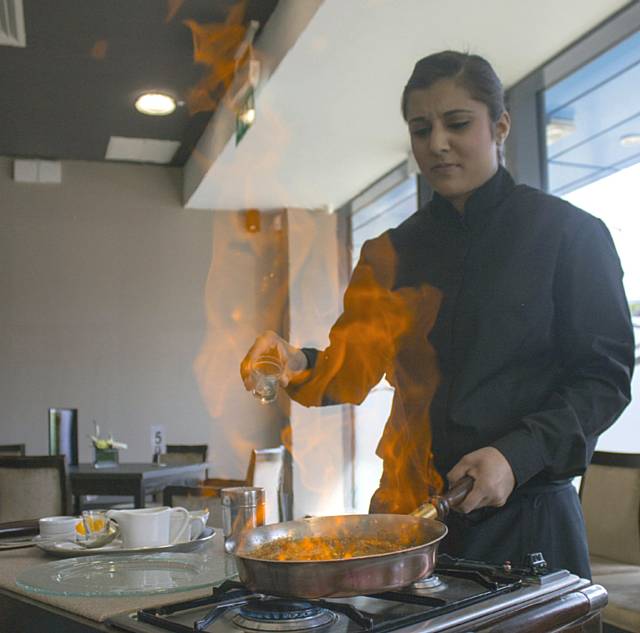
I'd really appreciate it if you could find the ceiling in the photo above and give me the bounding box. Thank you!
[0,0,278,166]
[184,0,634,210]
[1,0,635,208]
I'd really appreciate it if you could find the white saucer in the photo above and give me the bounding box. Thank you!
[33,526,215,558]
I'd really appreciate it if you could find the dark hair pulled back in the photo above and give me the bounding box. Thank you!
[401,50,505,123]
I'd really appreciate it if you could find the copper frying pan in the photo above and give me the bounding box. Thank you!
[233,476,474,598]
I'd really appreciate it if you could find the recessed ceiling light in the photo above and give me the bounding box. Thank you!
[546,117,576,146]
[135,93,176,116]
[620,134,640,147]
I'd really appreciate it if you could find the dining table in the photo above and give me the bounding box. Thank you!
[68,462,210,513]
[0,525,232,633]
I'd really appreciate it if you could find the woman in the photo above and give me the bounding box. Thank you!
[241,51,634,578]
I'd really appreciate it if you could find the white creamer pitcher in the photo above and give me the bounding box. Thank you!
[106,506,189,548]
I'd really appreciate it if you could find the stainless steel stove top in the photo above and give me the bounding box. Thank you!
[107,555,606,633]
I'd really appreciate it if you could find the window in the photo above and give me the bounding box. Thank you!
[351,166,418,269]
[540,28,640,453]
[507,6,640,454]
[544,29,640,197]
[505,3,640,191]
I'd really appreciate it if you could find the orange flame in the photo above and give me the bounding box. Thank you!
[247,515,427,560]
[165,0,186,23]
[195,214,443,514]
[90,39,108,60]
[280,421,293,455]
[287,233,444,513]
[182,1,248,115]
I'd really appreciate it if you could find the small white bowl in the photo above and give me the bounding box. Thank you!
[39,516,78,541]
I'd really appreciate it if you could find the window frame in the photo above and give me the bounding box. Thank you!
[505,1,640,191]
[336,159,421,510]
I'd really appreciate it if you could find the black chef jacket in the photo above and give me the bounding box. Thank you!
[287,167,634,573]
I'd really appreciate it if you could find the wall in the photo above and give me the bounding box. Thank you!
[0,157,280,476]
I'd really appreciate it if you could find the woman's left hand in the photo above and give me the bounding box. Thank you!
[447,447,516,513]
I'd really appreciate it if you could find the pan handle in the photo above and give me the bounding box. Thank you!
[438,475,474,516]
[412,475,475,520]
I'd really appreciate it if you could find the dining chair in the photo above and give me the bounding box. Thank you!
[157,444,208,467]
[0,444,25,456]
[580,451,640,633]
[163,446,288,526]
[0,455,68,522]
[149,443,210,504]
[163,485,225,527]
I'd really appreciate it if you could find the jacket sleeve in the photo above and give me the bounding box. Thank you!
[492,216,635,486]
[286,235,403,407]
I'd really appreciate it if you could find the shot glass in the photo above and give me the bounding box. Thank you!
[77,510,108,542]
[251,355,283,404]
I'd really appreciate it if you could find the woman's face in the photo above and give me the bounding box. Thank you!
[405,79,510,212]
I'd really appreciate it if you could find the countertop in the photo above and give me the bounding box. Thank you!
[0,530,233,627]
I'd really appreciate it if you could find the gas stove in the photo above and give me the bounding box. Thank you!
[107,554,607,633]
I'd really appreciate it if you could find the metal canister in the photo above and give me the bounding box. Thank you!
[221,486,265,553]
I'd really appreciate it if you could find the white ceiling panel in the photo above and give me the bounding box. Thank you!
[185,0,631,210]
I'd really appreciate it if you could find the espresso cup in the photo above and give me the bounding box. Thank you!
[39,516,78,542]
[170,509,210,543]
[106,506,190,548]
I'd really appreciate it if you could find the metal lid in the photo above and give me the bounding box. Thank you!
[221,486,264,507]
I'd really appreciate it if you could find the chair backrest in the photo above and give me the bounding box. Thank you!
[247,446,285,525]
[158,444,208,466]
[0,455,67,522]
[0,444,25,456]
[163,485,223,527]
[163,446,287,527]
[580,451,640,565]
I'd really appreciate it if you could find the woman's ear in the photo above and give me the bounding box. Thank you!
[495,110,511,145]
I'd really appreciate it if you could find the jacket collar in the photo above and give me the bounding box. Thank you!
[429,166,515,231]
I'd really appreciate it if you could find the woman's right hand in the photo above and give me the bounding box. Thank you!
[240,330,309,391]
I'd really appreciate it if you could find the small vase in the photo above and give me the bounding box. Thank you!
[93,447,119,469]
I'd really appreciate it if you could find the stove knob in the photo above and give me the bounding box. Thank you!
[525,552,548,575]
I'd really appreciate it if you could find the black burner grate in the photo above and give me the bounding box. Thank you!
[133,571,523,633]
[240,598,323,621]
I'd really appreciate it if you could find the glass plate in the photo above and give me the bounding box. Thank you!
[33,527,216,558]
[16,550,238,597]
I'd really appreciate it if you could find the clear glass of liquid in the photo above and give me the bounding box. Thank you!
[251,355,283,404]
